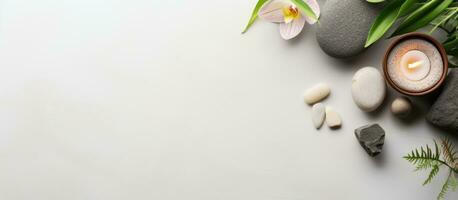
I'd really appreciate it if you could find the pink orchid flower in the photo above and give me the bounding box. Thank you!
[258,0,320,40]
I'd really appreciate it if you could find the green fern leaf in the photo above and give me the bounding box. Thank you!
[423,164,440,185]
[438,169,453,200]
[404,142,442,170]
[441,138,457,166]
[405,140,458,200]
[416,160,439,171]
[450,173,458,192]
[435,141,441,160]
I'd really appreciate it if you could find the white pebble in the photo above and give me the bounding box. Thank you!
[311,103,326,129]
[351,67,386,112]
[325,106,342,128]
[304,83,330,105]
[391,97,412,117]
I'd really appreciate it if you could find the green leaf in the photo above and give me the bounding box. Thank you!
[404,141,442,170]
[399,3,423,17]
[450,174,458,192]
[290,0,317,21]
[429,7,458,33]
[242,0,269,33]
[405,140,458,200]
[441,138,458,166]
[392,0,441,36]
[365,0,418,47]
[449,56,458,68]
[423,164,440,185]
[438,169,453,200]
[367,0,385,3]
[392,0,454,36]
[444,37,458,51]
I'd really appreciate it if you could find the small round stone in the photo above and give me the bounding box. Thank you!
[391,97,412,117]
[316,0,380,58]
[325,106,342,129]
[351,67,386,112]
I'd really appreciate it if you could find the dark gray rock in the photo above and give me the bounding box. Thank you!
[355,124,385,157]
[316,0,380,58]
[426,69,458,132]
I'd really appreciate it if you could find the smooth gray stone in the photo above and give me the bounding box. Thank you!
[316,0,380,58]
[426,69,458,132]
[355,124,385,157]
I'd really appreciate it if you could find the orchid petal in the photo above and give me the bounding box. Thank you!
[279,15,305,40]
[303,0,320,24]
[259,0,290,23]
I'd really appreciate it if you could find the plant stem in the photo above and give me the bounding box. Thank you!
[436,159,458,173]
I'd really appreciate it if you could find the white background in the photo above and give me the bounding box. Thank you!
[0,0,456,199]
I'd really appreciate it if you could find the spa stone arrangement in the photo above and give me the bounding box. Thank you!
[244,0,458,198]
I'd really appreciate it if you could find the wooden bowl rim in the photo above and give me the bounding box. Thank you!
[383,32,448,96]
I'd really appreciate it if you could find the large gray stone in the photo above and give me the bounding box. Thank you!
[355,124,385,157]
[316,0,380,58]
[426,69,458,132]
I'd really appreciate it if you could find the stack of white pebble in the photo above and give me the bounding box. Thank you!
[304,83,342,129]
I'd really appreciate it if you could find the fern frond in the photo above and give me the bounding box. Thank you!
[405,140,458,199]
[404,142,442,170]
[438,169,453,200]
[441,138,457,166]
[450,173,458,192]
[416,160,440,171]
[424,164,440,185]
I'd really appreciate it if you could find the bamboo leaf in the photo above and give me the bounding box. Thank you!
[290,0,317,21]
[367,0,385,3]
[450,56,458,68]
[365,0,418,47]
[400,3,423,17]
[429,7,458,33]
[242,0,269,33]
[393,0,454,36]
[444,37,458,50]
[392,0,442,36]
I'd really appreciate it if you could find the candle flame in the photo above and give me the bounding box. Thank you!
[408,60,423,69]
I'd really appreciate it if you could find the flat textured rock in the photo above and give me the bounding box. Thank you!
[426,69,458,132]
[355,124,385,157]
[316,0,380,58]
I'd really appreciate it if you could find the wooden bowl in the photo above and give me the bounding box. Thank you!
[383,32,448,96]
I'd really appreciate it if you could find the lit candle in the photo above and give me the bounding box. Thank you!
[384,33,448,96]
[399,50,430,81]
